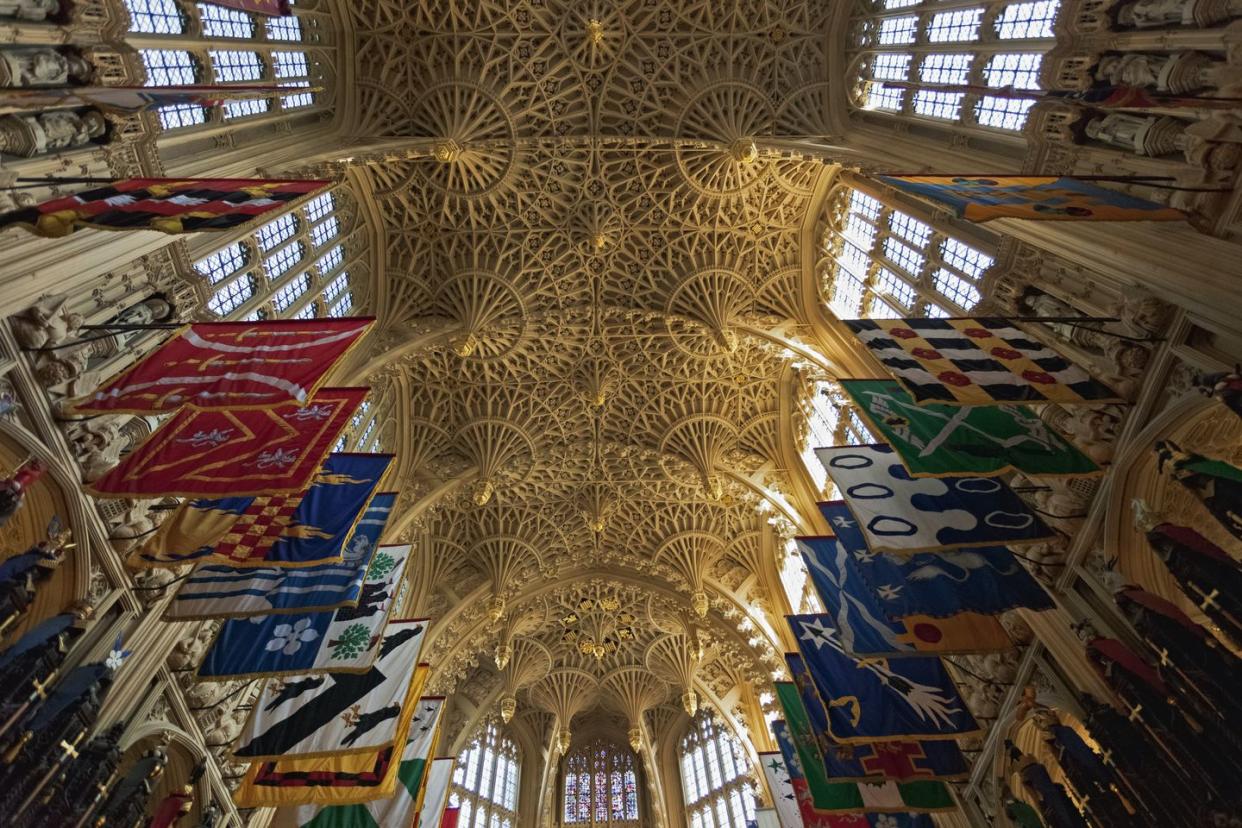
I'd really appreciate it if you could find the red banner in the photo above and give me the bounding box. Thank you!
[199,0,290,15]
[88,387,366,498]
[75,318,373,414]
[0,177,329,237]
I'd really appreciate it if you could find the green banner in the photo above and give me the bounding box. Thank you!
[842,379,1100,478]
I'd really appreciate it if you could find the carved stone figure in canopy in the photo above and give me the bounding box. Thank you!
[0,47,93,88]
[0,0,62,22]
[0,107,108,157]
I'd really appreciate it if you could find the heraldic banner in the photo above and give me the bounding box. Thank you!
[75,317,374,414]
[789,614,980,743]
[840,379,1099,478]
[197,545,413,680]
[784,654,969,782]
[232,620,427,761]
[797,536,1011,656]
[0,177,330,237]
[131,459,392,570]
[164,491,394,619]
[819,501,1054,619]
[876,175,1185,222]
[844,318,1121,406]
[236,669,445,808]
[815,444,1053,553]
[771,717,953,816]
[89,388,368,499]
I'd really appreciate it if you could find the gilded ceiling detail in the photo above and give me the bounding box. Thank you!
[342,0,837,734]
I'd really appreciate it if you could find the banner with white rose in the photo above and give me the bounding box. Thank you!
[196,544,412,681]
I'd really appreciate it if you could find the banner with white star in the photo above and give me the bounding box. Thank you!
[789,615,980,743]
[758,751,804,827]
[815,444,1054,553]
[797,536,1011,656]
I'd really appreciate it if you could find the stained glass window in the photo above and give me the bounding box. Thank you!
[679,713,756,828]
[563,740,640,825]
[850,0,1061,132]
[450,721,519,828]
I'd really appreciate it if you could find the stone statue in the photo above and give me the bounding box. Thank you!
[0,107,108,158]
[1115,0,1242,28]
[0,47,93,88]
[1096,51,1236,95]
[10,294,83,351]
[0,0,62,22]
[63,415,126,482]
[1084,112,1188,157]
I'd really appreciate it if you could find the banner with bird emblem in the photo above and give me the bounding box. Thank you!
[236,677,445,808]
[818,502,1053,620]
[797,536,1011,656]
[197,545,412,681]
[164,492,394,620]
[89,388,368,498]
[789,615,980,743]
[129,456,392,569]
[815,444,1053,553]
[74,317,374,415]
[231,620,427,761]
[840,380,1099,478]
[0,177,328,238]
[785,654,968,782]
[844,318,1121,406]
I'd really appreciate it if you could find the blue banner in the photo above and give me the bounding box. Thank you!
[786,653,969,782]
[789,614,979,743]
[819,501,1053,618]
[197,544,412,680]
[165,493,396,620]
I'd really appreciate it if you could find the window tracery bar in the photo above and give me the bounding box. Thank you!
[679,713,756,828]
[849,0,1061,133]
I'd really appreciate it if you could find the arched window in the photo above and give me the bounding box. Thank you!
[190,190,357,322]
[563,739,639,827]
[123,0,321,131]
[849,0,1061,133]
[679,713,756,828]
[450,721,520,828]
[821,184,995,321]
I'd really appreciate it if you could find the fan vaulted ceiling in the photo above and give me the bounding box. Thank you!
[334,0,846,734]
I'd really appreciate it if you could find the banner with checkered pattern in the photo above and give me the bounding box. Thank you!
[845,318,1121,406]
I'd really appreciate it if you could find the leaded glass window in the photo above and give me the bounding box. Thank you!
[190,188,356,320]
[450,722,519,828]
[563,740,640,826]
[679,713,756,828]
[125,0,187,34]
[851,0,1061,133]
[821,184,995,320]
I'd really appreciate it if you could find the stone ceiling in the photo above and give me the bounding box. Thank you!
[336,0,843,735]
